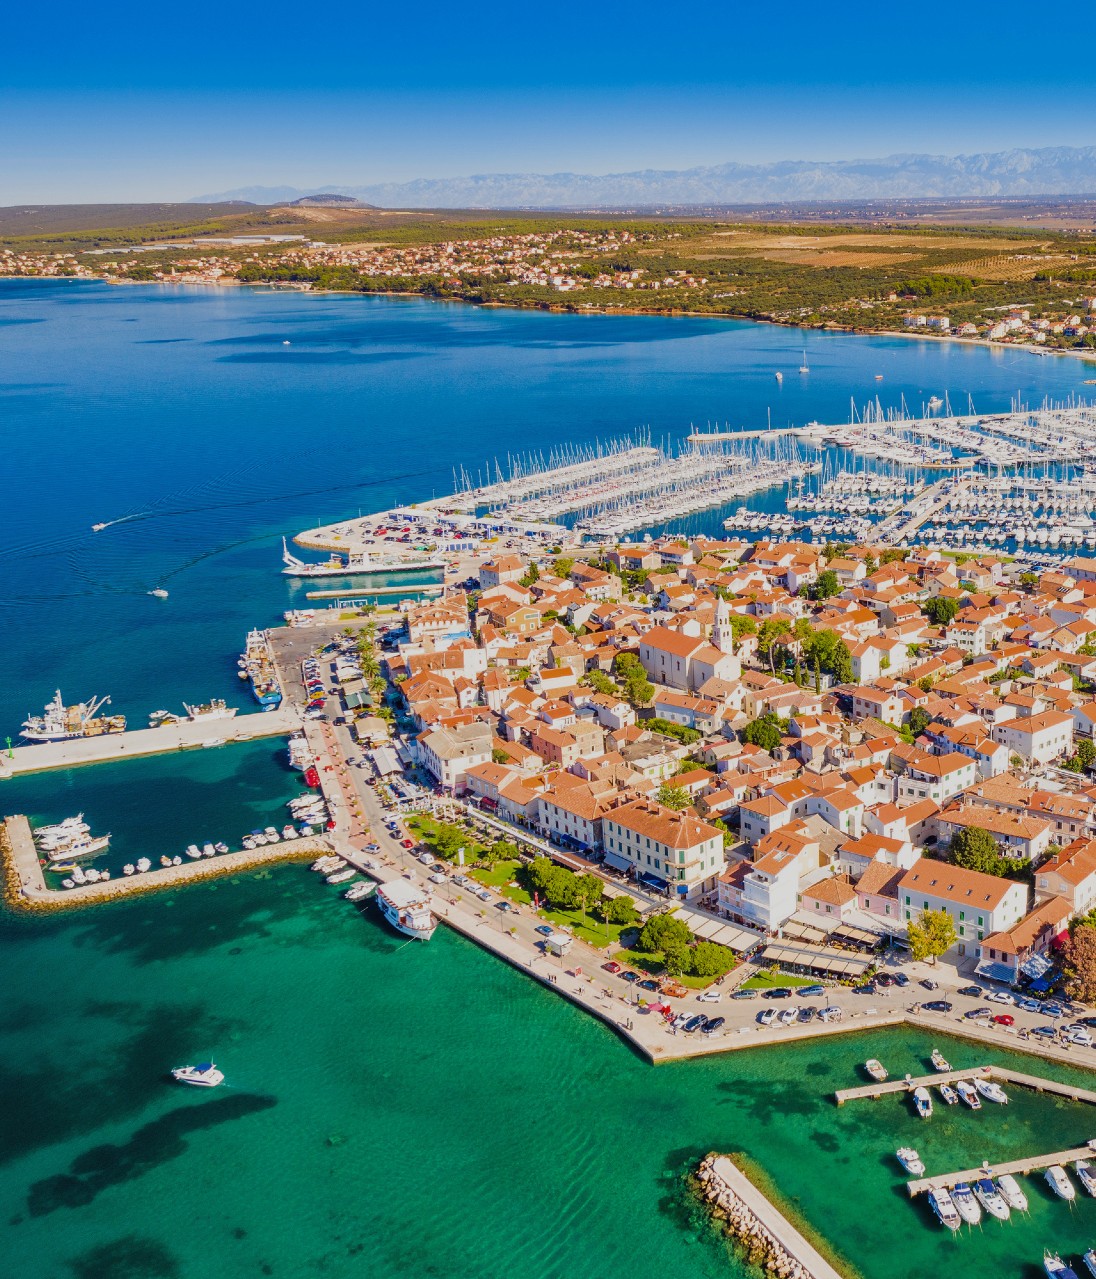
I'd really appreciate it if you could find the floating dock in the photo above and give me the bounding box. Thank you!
[0,705,302,778]
[836,1063,1096,1107]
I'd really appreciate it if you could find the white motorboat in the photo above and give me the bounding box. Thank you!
[1083,1249,1096,1278]
[865,1058,888,1081]
[1046,1253,1080,1279]
[123,864,135,875]
[300,824,314,836]
[927,1186,961,1231]
[1074,1159,1096,1196]
[996,1173,1028,1212]
[973,1177,1010,1220]
[136,857,151,872]
[956,1080,982,1110]
[376,878,436,940]
[287,734,312,770]
[61,878,74,889]
[938,1083,959,1105]
[975,1078,1008,1105]
[913,1086,933,1119]
[172,855,182,865]
[1046,1165,1076,1200]
[242,836,257,850]
[186,844,202,859]
[202,842,216,858]
[896,1147,925,1176]
[214,842,229,854]
[71,867,86,885]
[36,814,88,838]
[951,1181,982,1224]
[931,1048,952,1072]
[326,869,356,885]
[344,881,375,901]
[281,825,299,840]
[171,1062,224,1088]
[48,834,111,861]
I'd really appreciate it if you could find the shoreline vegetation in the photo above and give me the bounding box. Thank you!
[5,208,1096,359]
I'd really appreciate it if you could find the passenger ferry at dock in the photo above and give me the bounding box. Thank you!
[21,690,126,742]
[239,629,282,708]
[375,879,437,940]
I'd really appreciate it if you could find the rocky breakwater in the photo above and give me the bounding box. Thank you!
[695,1154,847,1279]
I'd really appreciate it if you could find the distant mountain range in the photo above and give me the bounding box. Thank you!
[190,147,1096,208]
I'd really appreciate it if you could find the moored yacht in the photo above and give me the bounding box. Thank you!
[956,1080,982,1109]
[928,1186,961,1231]
[1083,1249,1096,1278]
[1046,1253,1080,1279]
[973,1177,1010,1220]
[951,1181,982,1224]
[912,1086,933,1119]
[376,879,436,940]
[896,1147,925,1176]
[996,1173,1028,1212]
[171,1062,224,1087]
[975,1078,1008,1105]
[1074,1159,1096,1196]
[1046,1165,1076,1200]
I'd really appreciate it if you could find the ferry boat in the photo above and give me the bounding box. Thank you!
[996,1174,1028,1212]
[183,699,238,722]
[912,1086,933,1119]
[896,1147,925,1176]
[1046,1165,1076,1200]
[376,879,436,940]
[280,537,443,578]
[951,1181,982,1224]
[171,1062,224,1088]
[241,629,282,709]
[931,1048,951,1072]
[973,1177,1010,1220]
[21,690,125,742]
[1046,1253,1080,1279]
[927,1186,961,1231]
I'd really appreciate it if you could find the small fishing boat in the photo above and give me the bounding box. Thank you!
[996,1173,1028,1212]
[913,1086,933,1119]
[931,1048,952,1072]
[973,1177,1010,1220]
[202,842,216,858]
[952,1182,982,1224]
[896,1147,925,1176]
[1045,1253,1080,1279]
[214,842,229,854]
[928,1186,961,1231]
[186,844,202,859]
[1046,1165,1076,1200]
[975,1078,1009,1105]
[136,857,151,873]
[956,1080,982,1110]
[159,855,172,867]
[864,1058,888,1081]
[123,864,135,875]
[1074,1159,1096,1196]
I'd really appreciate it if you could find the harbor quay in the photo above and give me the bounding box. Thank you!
[0,704,303,778]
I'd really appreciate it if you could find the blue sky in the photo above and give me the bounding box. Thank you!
[2,0,1092,202]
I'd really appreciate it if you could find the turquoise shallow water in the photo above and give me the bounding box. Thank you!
[3,868,1096,1279]
[4,281,1096,1278]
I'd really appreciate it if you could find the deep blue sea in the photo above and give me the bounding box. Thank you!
[3,280,1096,1279]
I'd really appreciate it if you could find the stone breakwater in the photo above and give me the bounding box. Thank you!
[0,816,330,916]
[695,1154,848,1279]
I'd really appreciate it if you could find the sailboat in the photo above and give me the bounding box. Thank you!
[799,349,810,374]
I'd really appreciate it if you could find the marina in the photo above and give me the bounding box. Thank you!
[906,1143,1096,1198]
[836,1064,1096,1107]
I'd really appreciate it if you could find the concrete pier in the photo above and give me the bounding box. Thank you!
[835,1063,993,1103]
[0,705,302,778]
[1,814,330,912]
[906,1141,1096,1196]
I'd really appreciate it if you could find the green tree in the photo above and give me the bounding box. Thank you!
[1077,739,1096,770]
[830,639,853,685]
[657,782,691,811]
[614,652,654,707]
[571,872,605,921]
[582,669,618,696]
[908,707,932,738]
[741,713,787,754]
[688,940,736,978]
[492,746,511,764]
[519,564,540,588]
[637,912,694,953]
[950,825,1000,874]
[553,555,575,579]
[601,894,640,926]
[810,569,841,601]
[907,908,957,965]
[727,613,757,653]
[757,618,791,673]
[1019,571,1039,591]
[923,596,960,626]
[662,938,691,976]
[481,839,518,867]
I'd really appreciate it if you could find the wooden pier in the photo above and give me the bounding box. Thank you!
[905,1142,1096,1196]
[0,705,302,778]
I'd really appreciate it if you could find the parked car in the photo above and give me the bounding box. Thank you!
[475,888,492,902]
[799,985,825,997]
[731,988,758,1000]
[418,851,435,866]
[494,900,513,913]
[1066,1030,1094,1048]
[992,1014,1015,1026]
[923,1000,953,1013]
[757,1009,778,1026]
[777,1007,799,1026]
[400,838,414,849]
[697,989,722,1003]
[920,978,940,991]
[875,973,895,987]
[763,987,793,999]
[798,1007,816,1023]
[893,972,910,987]
[1017,997,1042,1013]
[1031,1025,1058,1038]
[603,960,622,974]
[638,979,659,992]
[620,971,640,984]
[818,1006,844,1023]
[965,1007,992,1021]
[987,990,1015,1005]
[957,985,983,998]
[1043,1003,1066,1018]
[683,1015,708,1033]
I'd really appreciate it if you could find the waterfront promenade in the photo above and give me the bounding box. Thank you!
[0,705,302,778]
